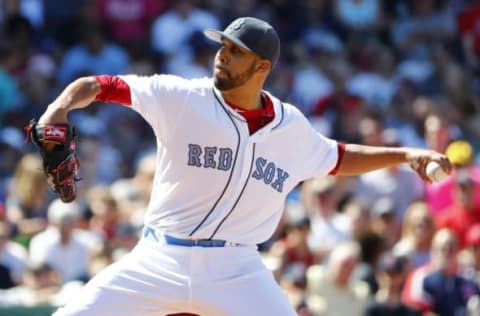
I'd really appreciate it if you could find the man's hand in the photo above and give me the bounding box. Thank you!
[405,148,453,182]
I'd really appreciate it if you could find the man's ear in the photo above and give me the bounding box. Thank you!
[256,60,271,73]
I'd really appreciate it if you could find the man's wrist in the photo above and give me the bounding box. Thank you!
[384,146,409,163]
[38,106,69,124]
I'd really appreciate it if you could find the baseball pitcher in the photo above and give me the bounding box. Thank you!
[30,17,452,316]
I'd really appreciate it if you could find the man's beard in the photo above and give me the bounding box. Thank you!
[214,61,256,91]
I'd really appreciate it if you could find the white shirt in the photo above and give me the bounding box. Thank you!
[354,166,425,219]
[120,75,340,245]
[308,214,350,253]
[150,9,219,55]
[29,228,96,282]
[0,240,27,283]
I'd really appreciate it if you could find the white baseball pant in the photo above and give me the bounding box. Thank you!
[53,230,297,316]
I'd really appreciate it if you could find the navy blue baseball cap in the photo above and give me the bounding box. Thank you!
[204,17,280,67]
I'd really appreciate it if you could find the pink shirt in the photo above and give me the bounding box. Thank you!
[425,166,480,217]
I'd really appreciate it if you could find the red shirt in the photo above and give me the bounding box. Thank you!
[436,204,480,248]
[225,94,275,135]
[458,4,480,55]
[97,0,167,42]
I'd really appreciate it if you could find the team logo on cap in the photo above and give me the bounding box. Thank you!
[230,18,246,31]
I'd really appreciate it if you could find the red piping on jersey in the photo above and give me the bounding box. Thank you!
[94,75,132,105]
[329,142,346,175]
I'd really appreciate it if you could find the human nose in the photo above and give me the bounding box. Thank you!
[217,47,228,64]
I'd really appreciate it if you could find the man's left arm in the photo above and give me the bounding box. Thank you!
[334,144,452,182]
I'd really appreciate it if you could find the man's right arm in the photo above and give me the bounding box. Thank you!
[38,76,101,124]
[38,75,132,124]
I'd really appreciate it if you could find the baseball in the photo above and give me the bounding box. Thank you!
[426,161,449,182]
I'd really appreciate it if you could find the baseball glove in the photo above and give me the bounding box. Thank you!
[25,119,80,203]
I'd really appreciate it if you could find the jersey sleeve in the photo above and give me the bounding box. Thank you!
[95,75,132,105]
[308,133,340,178]
[118,74,194,141]
[293,112,341,180]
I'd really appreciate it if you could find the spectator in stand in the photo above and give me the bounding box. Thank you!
[5,154,48,241]
[354,122,425,220]
[347,44,400,113]
[458,1,480,75]
[402,228,480,316]
[358,113,385,147]
[57,21,130,86]
[129,151,156,210]
[279,262,311,316]
[423,110,455,156]
[28,199,98,284]
[166,30,217,78]
[150,0,219,69]
[322,82,366,145]
[460,223,480,284]
[0,262,83,308]
[398,96,434,149]
[343,198,372,241]
[303,176,350,262]
[393,202,434,269]
[268,203,316,277]
[0,127,24,183]
[0,0,45,31]
[85,185,120,243]
[0,203,5,222]
[354,231,385,296]
[21,53,57,116]
[364,252,420,316]
[306,241,370,316]
[458,2,480,142]
[1,5,35,71]
[97,0,167,46]
[108,151,157,229]
[334,0,383,43]
[110,222,140,261]
[426,139,480,216]
[392,0,456,62]
[289,28,337,115]
[370,197,402,249]
[0,222,27,289]
[71,127,123,200]
[436,169,480,249]
[43,0,85,48]
[297,0,346,42]
[430,45,470,112]
[0,44,23,125]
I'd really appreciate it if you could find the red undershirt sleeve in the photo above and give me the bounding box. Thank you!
[94,75,132,106]
[329,142,346,175]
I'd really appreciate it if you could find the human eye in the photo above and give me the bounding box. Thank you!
[231,46,241,55]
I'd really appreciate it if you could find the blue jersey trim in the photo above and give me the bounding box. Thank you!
[271,102,284,130]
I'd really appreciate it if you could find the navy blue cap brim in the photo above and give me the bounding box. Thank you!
[204,29,253,53]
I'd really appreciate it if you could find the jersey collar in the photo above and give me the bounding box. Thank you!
[212,85,284,134]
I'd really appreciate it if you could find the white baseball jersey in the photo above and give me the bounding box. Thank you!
[120,74,340,245]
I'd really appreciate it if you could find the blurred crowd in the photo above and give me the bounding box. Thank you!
[1,0,480,315]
